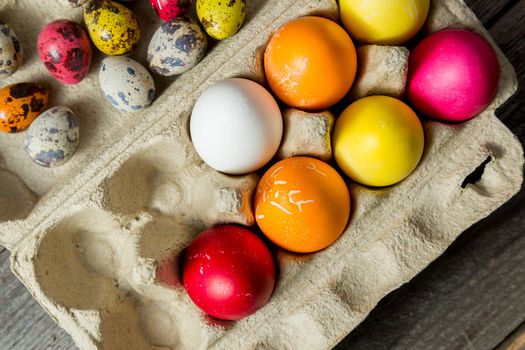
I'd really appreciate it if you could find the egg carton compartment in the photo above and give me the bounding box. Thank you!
[1,0,524,349]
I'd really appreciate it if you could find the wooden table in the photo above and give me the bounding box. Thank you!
[1,0,524,349]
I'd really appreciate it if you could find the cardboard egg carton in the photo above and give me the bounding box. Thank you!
[0,0,522,349]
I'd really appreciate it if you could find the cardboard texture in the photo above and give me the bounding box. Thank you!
[0,0,522,349]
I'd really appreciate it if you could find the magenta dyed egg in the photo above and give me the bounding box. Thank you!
[150,0,191,21]
[407,29,500,123]
[182,225,276,321]
[37,20,92,85]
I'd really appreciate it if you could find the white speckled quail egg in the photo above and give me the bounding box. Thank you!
[24,106,80,167]
[61,0,88,7]
[147,16,207,76]
[99,56,156,112]
[0,21,23,78]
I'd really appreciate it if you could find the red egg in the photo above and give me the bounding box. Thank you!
[150,0,191,21]
[37,20,92,85]
[182,225,276,321]
[407,29,500,123]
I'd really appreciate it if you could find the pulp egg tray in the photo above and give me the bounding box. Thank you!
[0,0,523,349]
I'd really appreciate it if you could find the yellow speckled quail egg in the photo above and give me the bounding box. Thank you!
[84,0,141,56]
[196,0,246,40]
[0,21,23,78]
[99,56,155,112]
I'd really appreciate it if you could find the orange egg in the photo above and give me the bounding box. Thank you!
[0,83,49,133]
[264,16,357,111]
[254,157,351,253]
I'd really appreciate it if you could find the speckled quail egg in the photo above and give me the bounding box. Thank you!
[37,20,92,85]
[24,106,80,167]
[150,0,191,21]
[64,0,134,5]
[84,0,141,56]
[196,0,246,40]
[63,0,89,7]
[0,21,23,78]
[99,56,155,112]
[0,83,48,133]
[147,17,207,76]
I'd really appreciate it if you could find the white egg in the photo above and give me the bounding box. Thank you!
[190,78,283,175]
[99,56,155,112]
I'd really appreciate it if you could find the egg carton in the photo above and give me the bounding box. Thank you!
[0,0,523,349]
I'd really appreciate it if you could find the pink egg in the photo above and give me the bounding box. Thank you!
[182,225,275,321]
[150,0,190,21]
[407,29,500,123]
[37,20,92,85]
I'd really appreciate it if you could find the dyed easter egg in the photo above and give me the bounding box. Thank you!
[333,96,424,187]
[264,16,357,111]
[84,0,140,56]
[339,0,430,45]
[190,78,282,174]
[254,157,350,253]
[196,0,246,40]
[147,17,207,76]
[99,56,155,112]
[407,29,500,123]
[183,225,275,321]
[0,21,23,78]
[150,0,191,21]
[25,106,80,167]
[38,20,92,85]
[0,83,48,133]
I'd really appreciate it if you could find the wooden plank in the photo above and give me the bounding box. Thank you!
[465,0,517,26]
[488,0,525,138]
[0,249,76,350]
[496,322,525,350]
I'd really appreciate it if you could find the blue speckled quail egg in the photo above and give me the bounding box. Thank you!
[147,17,207,76]
[99,56,156,112]
[0,21,23,78]
[24,106,80,167]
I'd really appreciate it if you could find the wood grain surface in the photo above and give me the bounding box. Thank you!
[1,0,524,349]
[497,322,525,350]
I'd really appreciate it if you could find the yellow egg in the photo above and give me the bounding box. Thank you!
[197,0,246,40]
[84,0,140,55]
[333,96,425,187]
[339,0,430,45]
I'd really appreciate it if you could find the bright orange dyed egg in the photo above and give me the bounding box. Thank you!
[264,16,357,111]
[254,157,351,253]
